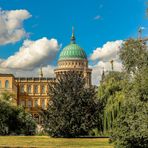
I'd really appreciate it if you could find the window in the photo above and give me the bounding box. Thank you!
[34,85,38,93]
[27,85,32,93]
[0,80,1,88]
[28,100,32,108]
[21,100,25,106]
[5,80,9,89]
[41,99,45,109]
[41,86,46,94]
[20,85,24,93]
[34,99,38,107]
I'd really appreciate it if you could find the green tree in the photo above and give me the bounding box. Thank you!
[42,72,102,137]
[98,71,128,134]
[119,39,148,74]
[111,83,148,147]
[111,39,148,147]
[0,93,36,135]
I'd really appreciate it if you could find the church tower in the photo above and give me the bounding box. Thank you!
[54,29,92,86]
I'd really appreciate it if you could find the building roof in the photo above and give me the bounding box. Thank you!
[0,73,15,77]
[58,30,87,61]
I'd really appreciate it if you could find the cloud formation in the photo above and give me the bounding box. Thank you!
[1,38,59,70]
[90,40,123,61]
[0,9,31,45]
[90,40,123,85]
[94,15,101,20]
[0,64,56,78]
[0,9,59,78]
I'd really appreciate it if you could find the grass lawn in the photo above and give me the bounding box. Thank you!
[0,136,114,148]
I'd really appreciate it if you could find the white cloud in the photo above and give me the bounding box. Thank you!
[0,9,59,78]
[90,40,123,61]
[0,9,31,45]
[0,64,55,78]
[94,15,101,20]
[91,61,123,85]
[1,37,59,70]
[90,40,123,85]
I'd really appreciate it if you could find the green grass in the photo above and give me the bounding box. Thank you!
[0,136,114,148]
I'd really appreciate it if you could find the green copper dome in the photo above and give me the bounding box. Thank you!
[59,29,87,61]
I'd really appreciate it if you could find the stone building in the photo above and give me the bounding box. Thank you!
[0,30,92,122]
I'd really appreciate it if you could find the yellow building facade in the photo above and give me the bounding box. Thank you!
[0,31,92,122]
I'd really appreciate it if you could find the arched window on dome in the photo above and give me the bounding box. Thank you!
[5,80,9,89]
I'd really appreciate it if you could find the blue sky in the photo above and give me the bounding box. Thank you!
[0,0,147,84]
[0,0,147,58]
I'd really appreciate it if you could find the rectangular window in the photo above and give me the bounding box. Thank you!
[41,99,45,109]
[34,99,38,107]
[41,86,46,94]
[27,85,32,93]
[21,100,25,106]
[28,100,32,108]
[20,85,24,93]
[34,85,38,94]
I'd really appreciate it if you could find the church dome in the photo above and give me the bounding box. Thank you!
[59,30,87,61]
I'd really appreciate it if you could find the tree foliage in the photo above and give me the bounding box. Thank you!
[98,71,128,133]
[110,39,148,147]
[42,72,102,137]
[111,91,148,148]
[119,39,148,74]
[0,93,36,135]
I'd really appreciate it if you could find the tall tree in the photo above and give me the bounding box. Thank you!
[98,71,128,133]
[111,39,148,147]
[111,69,148,148]
[42,72,102,137]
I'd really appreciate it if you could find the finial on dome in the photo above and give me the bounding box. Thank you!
[71,26,76,44]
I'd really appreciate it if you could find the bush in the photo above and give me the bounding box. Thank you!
[0,100,36,135]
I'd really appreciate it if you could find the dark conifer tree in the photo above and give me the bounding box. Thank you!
[42,72,102,137]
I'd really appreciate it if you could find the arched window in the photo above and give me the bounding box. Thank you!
[34,85,38,94]
[27,85,32,93]
[0,80,2,88]
[5,80,9,89]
